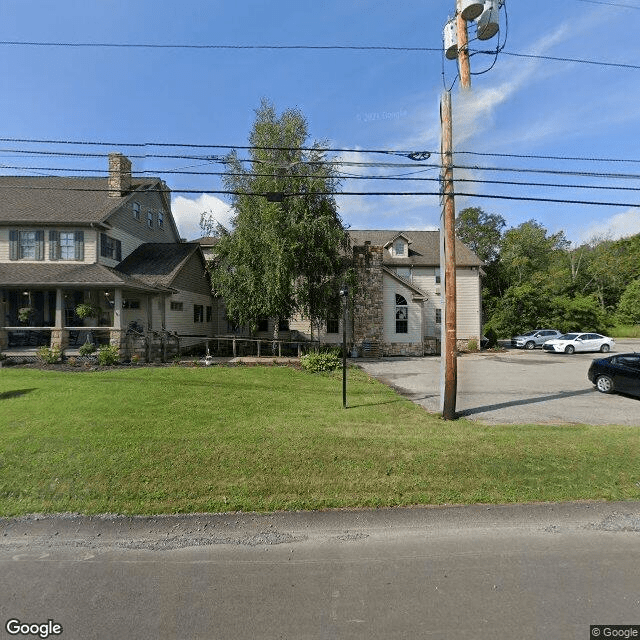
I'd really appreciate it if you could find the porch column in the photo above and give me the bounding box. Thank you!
[0,293,6,350]
[113,288,123,330]
[51,288,65,349]
[110,288,124,352]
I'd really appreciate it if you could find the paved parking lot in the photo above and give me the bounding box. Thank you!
[357,339,640,425]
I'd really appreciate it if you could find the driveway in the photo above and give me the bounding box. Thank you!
[356,339,640,425]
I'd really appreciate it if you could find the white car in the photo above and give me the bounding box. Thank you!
[542,332,615,355]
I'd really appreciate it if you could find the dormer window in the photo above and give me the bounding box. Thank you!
[394,239,405,256]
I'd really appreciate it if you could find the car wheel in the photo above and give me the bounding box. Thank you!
[596,375,614,394]
[600,344,610,353]
[564,345,575,354]
[525,341,536,350]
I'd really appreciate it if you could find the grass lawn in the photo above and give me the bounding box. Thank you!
[1,364,639,516]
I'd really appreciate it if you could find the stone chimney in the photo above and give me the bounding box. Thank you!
[108,153,132,197]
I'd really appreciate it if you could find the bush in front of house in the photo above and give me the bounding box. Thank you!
[300,349,342,373]
[97,344,120,366]
[36,345,62,364]
[78,342,97,357]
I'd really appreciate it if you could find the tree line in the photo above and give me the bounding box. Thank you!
[455,207,640,338]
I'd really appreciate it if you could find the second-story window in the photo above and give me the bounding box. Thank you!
[100,233,122,261]
[158,211,164,229]
[147,211,153,229]
[49,230,84,261]
[9,230,44,260]
[394,239,405,256]
[133,202,141,221]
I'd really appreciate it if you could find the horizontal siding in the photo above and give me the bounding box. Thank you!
[170,254,212,295]
[456,268,481,340]
[105,192,180,244]
[0,226,96,263]
[164,291,216,337]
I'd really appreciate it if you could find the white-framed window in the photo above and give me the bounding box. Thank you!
[394,239,405,256]
[194,304,204,323]
[133,202,141,221]
[9,230,45,260]
[395,294,408,333]
[147,211,154,228]
[49,230,84,261]
[170,301,184,311]
[435,309,442,324]
[158,211,164,229]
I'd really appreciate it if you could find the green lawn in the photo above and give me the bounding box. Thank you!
[1,365,639,516]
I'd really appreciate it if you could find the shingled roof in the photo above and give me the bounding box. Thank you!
[116,243,204,290]
[0,176,159,225]
[348,230,482,267]
[0,262,162,291]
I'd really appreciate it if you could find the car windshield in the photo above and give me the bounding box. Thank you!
[520,331,536,336]
[560,333,579,340]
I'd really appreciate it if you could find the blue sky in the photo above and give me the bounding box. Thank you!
[2,0,640,245]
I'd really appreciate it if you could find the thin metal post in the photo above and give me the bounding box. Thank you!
[341,285,349,409]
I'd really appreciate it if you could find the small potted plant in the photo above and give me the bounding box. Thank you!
[75,303,100,320]
[18,307,33,324]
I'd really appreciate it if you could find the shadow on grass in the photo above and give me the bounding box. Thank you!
[0,388,37,400]
[346,398,404,409]
[458,388,595,417]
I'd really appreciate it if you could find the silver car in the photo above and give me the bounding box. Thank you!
[511,329,562,350]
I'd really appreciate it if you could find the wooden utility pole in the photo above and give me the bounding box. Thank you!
[440,90,457,420]
[456,8,472,89]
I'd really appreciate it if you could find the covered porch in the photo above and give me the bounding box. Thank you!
[1,286,127,355]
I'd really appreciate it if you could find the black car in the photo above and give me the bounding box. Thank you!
[587,353,640,397]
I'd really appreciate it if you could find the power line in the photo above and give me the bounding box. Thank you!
[6,137,640,166]
[574,0,640,8]
[7,163,640,192]
[1,182,639,208]
[0,40,638,71]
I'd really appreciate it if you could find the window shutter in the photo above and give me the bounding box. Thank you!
[49,230,59,260]
[9,230,18,260]
[74,231,84,261]
[100,233,107,258]
[35,230,45,261]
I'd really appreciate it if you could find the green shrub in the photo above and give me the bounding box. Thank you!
[466,339,478,352]
[300,350,342,373]
[78,342,97,356]
[36,345,61,364]
[97,344,120,366]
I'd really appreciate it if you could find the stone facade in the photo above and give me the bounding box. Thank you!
[352,245,384,348]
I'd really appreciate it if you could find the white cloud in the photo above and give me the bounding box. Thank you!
[171,194,234,241]
[575,208,640,244]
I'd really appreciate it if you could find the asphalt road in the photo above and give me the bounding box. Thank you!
[357,339,640,425]
[1,502,639,640]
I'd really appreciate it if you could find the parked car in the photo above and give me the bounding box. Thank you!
[588,353,640,397]
[542,332,615,354]
[510,329,562,350]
